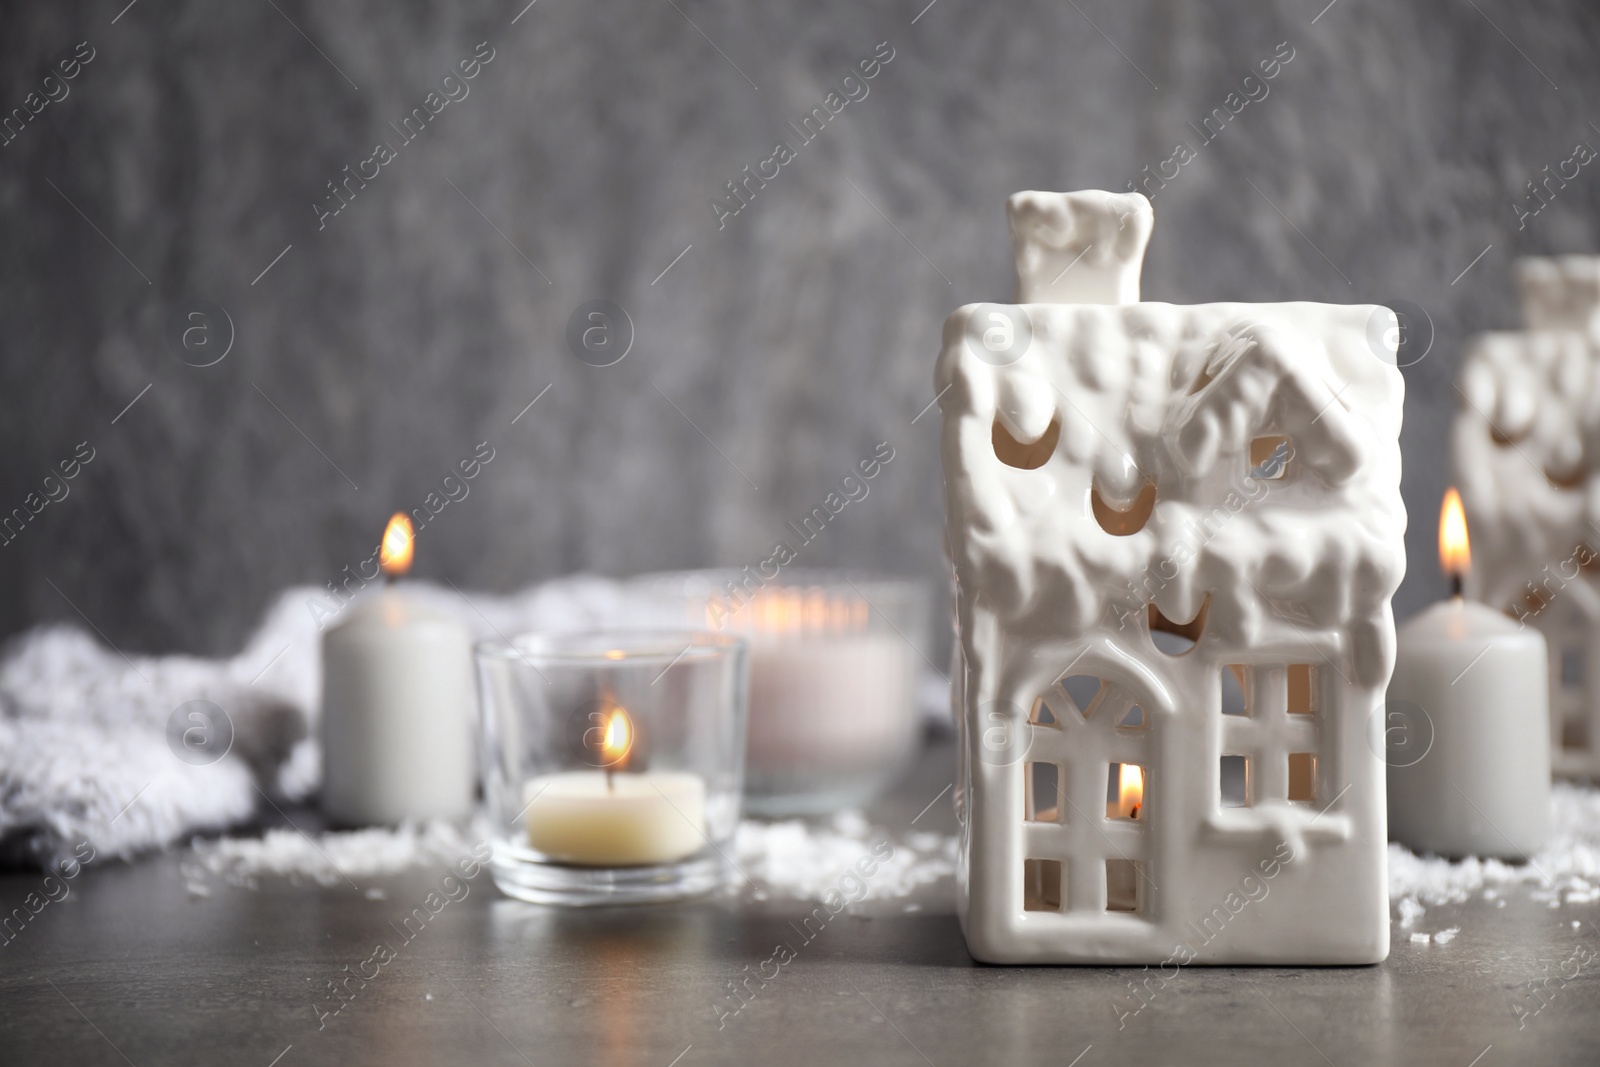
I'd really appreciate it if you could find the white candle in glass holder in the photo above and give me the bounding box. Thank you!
[1387,489,1551,859]
[523,774,706,866]
[746,636,913,770]
[715,586,917,811]
[523,707,707,866]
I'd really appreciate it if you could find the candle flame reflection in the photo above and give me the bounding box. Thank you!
[1439,487,1470,579]
[379,512,414,577]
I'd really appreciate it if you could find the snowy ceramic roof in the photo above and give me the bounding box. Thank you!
[937,191,1406,685]
[1454,256,1600,611]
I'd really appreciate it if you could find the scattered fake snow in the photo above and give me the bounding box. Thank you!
[1387,783,1600,940]
[174,785,1600,938]
[184,820,473,893]
[177,810,957,903]
[732,811,957,903]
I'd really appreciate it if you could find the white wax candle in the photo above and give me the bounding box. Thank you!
[1387,597,1550,858]
[320,588,475,826]
[523,771,706,866]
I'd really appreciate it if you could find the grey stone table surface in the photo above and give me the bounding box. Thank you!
[1,738,1597,1067]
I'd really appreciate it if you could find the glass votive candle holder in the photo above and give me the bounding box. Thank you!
[475,630,748,906]
[630,571,929,816]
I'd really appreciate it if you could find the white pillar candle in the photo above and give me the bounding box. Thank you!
[523,772,706,867]
[1387,489,1550,859]
[320,514,475,826]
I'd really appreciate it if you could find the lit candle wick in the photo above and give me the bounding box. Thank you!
[1115,763,1144,820]
[600,706,632,792]
[379,511,414,586]
[1439,487,1470,600]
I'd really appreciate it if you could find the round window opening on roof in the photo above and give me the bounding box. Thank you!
[992,415,1060,470]
[1091,480,1155,535]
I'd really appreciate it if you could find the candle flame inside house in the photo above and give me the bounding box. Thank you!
[1118,763,1144,819]
[379,512,414,577]
[599,706,632,769]
[1439,487,1470,580]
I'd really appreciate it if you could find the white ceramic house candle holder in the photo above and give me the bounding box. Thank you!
[1453,256,1600,780]
[937,190,1405,965]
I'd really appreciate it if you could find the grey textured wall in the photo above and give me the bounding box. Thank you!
[0,0,1595,655]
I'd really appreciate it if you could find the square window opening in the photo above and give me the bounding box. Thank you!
[1106,860,1140,913]
[1026,762,1061,823]
[1288,664,1317,715]
[1222,664,1249,717]
[1023,858,1063,912]
[1561,649,1584,691]
[1562,716,1590,752]
[1220,755,1250,808]
[1288,752,1317,803]
[1106,762,1145,821]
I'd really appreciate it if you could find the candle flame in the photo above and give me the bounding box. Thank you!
[704,588,872,636]
[599,706,632,768]
[1119,763,1144,819]
[1439,487,1470,579]
[379,512,414,577]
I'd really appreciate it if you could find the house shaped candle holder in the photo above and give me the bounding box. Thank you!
[936,190,1404,964]
[1453,255,1600,780]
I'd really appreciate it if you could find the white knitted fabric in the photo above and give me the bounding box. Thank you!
[0,577,635,869]
[0,575,950,871]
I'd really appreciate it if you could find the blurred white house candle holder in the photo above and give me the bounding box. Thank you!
[1387,489,1551,858]
[632,570,927,816]
[476,630,748,905]
[939,189,1404,964]
[320,513,476,827]
[1453,255,1600,780]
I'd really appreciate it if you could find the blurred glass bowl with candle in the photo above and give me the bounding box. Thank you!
[629,571,930,816]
